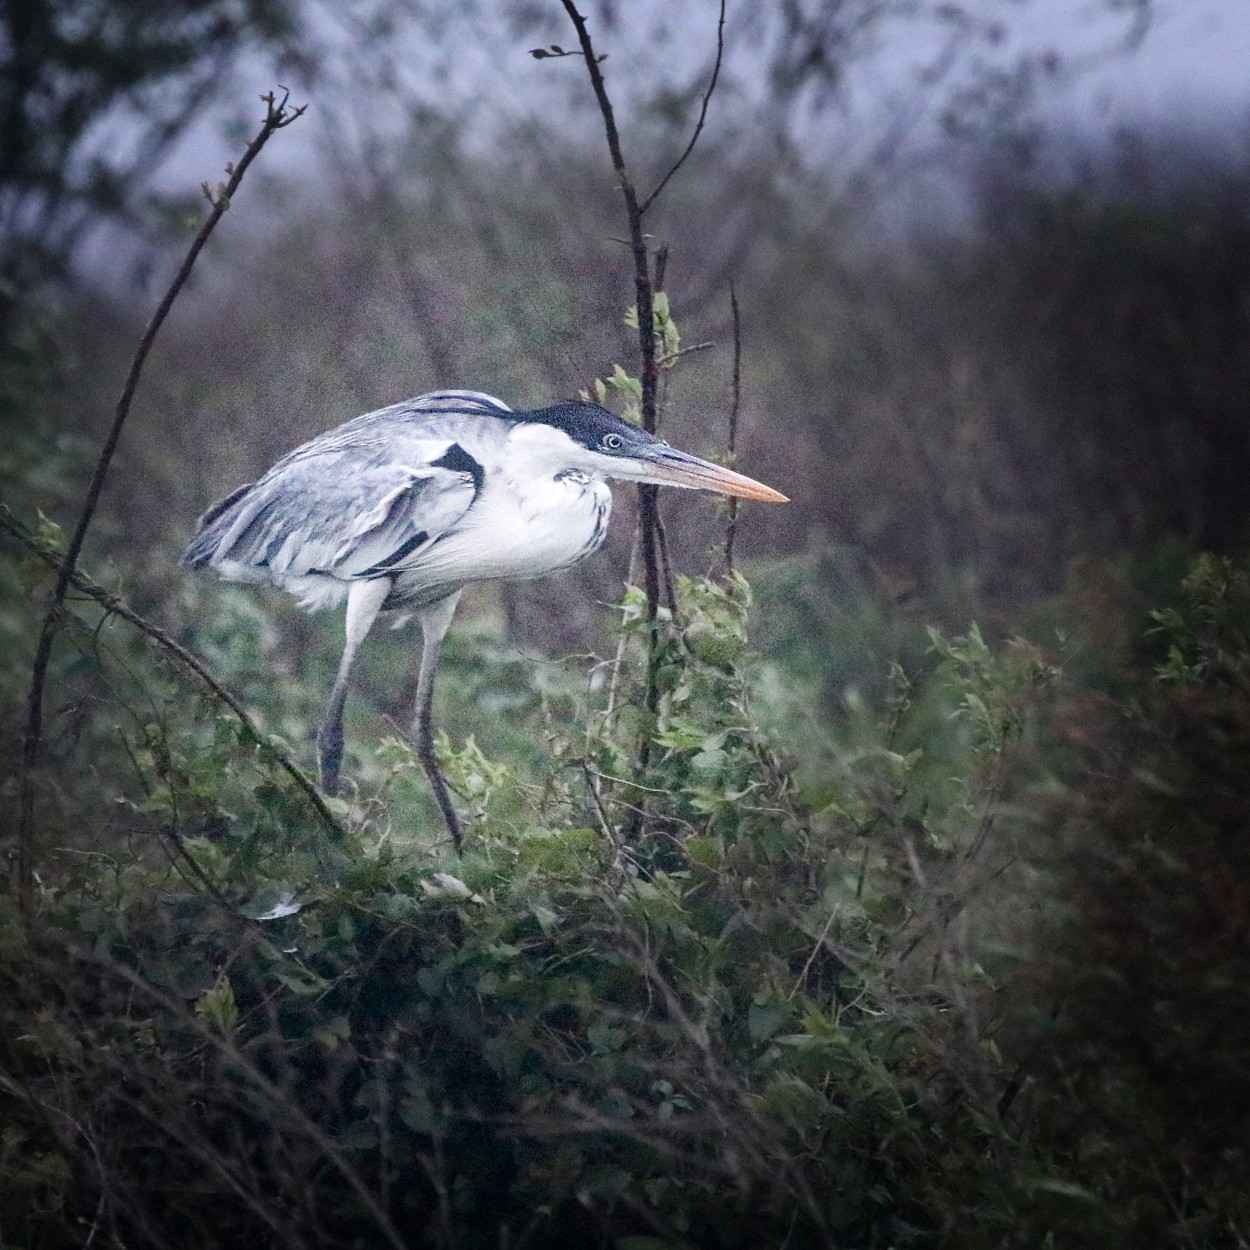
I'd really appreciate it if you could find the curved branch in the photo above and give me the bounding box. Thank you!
[638,0,726,218]
[17,91,306,910]
[1,507,345,850]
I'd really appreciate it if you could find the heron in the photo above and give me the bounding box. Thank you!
[183,390,787,848]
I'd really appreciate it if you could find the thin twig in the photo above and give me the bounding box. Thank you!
[580,762,619,850]
[789,904,840,1001]
[1,508,344,849]
[723,280,742,579]
[637,0,726,217]
[658,339,715,367]
[654,508,679,619]
[558,3,665,825]
[16,90,305,913]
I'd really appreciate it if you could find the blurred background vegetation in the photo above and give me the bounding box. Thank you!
[3,0,1250,1246]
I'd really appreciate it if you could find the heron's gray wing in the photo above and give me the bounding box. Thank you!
[185,444,480,582]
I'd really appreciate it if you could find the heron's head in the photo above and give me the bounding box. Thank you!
[510,401,788,503]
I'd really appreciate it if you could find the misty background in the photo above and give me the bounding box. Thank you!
[6,0,1250,663]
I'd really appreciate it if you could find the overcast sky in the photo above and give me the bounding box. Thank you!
[99,0,1249,279]
[1062,0,1248,124]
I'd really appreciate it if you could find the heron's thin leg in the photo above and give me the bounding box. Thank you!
[318,577,392,796]
[412,592,463,851]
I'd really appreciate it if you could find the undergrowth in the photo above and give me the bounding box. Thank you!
[6,493,1248,1248]
[3,302,1249,1245]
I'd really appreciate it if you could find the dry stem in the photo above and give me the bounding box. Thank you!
[16,91,305,912]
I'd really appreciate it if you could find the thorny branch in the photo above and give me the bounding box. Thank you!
[16,91,305,913]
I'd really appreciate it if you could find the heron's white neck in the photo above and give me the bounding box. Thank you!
[502,422,604,481]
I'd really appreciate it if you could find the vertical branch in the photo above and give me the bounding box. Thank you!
[557,3,723,826]
[553,3,655,420]
[723,280,742,579]
[15,90,304,914]
[558,3,664,817]
[556,4,661,599]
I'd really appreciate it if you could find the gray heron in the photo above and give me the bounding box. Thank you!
[183,390,787,848]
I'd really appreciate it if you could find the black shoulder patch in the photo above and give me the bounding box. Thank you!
[358,530,429,576]
[432,443,485,496]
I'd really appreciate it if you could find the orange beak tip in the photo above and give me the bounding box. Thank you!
[733,483,789,504]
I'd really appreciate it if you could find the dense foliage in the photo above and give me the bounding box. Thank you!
[4,427,1249,1246]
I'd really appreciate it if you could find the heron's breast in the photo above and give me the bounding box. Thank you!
[397,471,612,592]
[486,470,612,576]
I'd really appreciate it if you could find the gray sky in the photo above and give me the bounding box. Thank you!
[99,0,1250,273]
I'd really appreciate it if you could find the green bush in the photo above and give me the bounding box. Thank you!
[4,414,1250,1247]
[0,535,1037,1248]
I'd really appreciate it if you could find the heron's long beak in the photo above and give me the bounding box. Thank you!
[631,445,789,503]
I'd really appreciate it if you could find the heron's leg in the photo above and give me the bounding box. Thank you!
[317,577,392,796]
[412,592,463,851]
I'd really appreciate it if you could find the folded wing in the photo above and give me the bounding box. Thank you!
[182,443,481,607]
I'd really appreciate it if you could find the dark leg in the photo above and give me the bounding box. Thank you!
[412,593,463,851]
[317,693,347,796]
[317,578,391,795]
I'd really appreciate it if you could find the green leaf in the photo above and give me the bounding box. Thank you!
[587,1021,627,1053]
[748,997,790,1043]
[194,978,239,1034]
[531,903,559,935]
[1021,1177,1104,1206]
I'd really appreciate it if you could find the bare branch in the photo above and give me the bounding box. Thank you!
[638,0,727,218]
[15,89,307,909]
[556,2,655,440]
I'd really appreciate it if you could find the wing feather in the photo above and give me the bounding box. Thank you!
[183,388,509,609]
[183,444,480,591]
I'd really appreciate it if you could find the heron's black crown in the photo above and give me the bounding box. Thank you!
[512,401,655,456]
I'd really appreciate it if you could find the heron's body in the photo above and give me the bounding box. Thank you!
[184,389,785,848]
[186,392,612,612]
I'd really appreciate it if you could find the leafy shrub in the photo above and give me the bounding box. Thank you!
[5,415,1250,1248]
[1013,555,1250,1248]
[0,538,1046,1249]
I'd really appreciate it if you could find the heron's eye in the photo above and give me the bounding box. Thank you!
[601,432,624,451]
